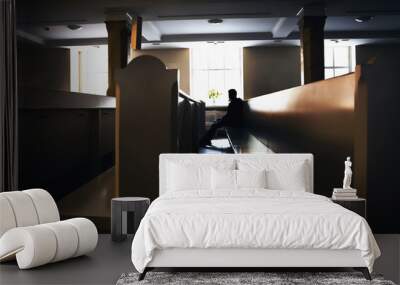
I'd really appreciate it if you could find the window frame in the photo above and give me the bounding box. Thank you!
[190,44,244,107]
[324,46,355,79]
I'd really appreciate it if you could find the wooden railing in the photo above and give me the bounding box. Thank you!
[178,90,202,104]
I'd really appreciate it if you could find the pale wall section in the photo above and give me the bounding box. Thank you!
[131,48,190,94]
[243,46,301,99]
[69,45,108,95]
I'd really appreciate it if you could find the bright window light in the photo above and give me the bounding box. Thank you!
[190,43,243,106]
[324,46,355,79]
[68,45,108,95]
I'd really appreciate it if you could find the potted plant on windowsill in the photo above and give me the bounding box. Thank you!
[208,89,221,104]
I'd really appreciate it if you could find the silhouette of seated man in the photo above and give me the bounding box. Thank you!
[200,89,244,146]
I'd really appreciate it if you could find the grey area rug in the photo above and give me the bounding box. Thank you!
[116,272,396,285]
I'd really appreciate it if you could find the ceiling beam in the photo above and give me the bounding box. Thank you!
[156,12,271,20]
[44,30,400,47]
[161,32,273,42]
[271,17,298,38]
[47,37,108,46]
[288,30,400,40]
[17,30,46,45]
[142,21,161,41]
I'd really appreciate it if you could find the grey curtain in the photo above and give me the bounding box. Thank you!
[0,0,18,192]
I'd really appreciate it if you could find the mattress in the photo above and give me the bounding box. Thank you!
[131,190,380,273]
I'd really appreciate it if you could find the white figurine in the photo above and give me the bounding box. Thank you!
[343,157,353,189]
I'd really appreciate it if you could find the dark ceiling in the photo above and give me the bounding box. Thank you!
[16,0,400,46]
[17,0,400,24]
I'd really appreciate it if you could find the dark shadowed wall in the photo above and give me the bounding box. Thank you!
[18,42,71,92]
[360,61,400,234]
[355,44,400,233]
[243,46,301,99]
[356,44,400,66]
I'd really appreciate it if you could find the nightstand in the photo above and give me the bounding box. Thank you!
[111,197,150,242]
[331,198,366,218]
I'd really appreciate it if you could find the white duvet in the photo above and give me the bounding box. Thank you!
[131,190,380,273]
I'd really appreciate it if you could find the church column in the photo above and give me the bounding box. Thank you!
[298,6,326,84]
[131,16,142,51]
[105,19,130,96]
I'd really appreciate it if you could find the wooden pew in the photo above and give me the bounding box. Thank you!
[19,89,115,200]
[242,70,360,200]
[225,127,273,154]
[115,55,205,200]
[240,63,400,234]
[177,91,205,152]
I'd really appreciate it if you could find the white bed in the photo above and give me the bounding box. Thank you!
[131,154,380,280]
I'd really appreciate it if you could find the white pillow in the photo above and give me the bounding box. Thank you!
[166,159,235,191]
[237,159,309,191]
[211,169,236,190]
[211,169,267,190]
[236,169,267,189]
[167,163,209,191]
[266,165,307,191]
